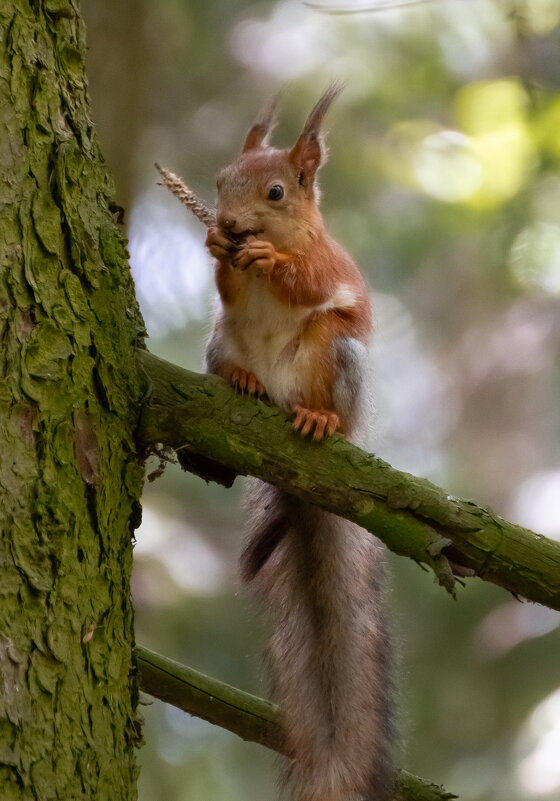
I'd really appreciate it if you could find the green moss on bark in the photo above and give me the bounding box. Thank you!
[0,3,145,799]
[136,351,560,612]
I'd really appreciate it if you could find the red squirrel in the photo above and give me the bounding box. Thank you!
[205,86,394,801]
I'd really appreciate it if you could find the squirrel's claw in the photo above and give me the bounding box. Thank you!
[206,227,236,263]
[231,367,266,398]
[293,406,339,440]
[232,240,276,273]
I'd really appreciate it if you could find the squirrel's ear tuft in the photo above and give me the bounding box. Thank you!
[289,83,344,186]
[242,92,281,152]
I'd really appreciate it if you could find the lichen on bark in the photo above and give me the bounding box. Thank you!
[0,3,145,799]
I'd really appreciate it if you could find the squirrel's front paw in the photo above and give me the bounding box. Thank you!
[231,367,267,397]
[206,227,235,264]
[232,241,276,273]
[293,406,339,440]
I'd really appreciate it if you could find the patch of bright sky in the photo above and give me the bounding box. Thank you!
[511,470,560,542]
[230,1,337,80]
[438,0,511,79]
[412,130,483,202]
[456,300,554,386]
[302,0,429,11]
[230,0,448,85]
[517,687,560,796]
[128,188,211,338]
[372,293,457,478]
[134,504,226,594]
[474,600,560,658]
[510,222,560,295]
[520,0,560,35]
[230,0,512,85]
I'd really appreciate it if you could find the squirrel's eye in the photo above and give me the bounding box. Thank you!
[267,184,284,201]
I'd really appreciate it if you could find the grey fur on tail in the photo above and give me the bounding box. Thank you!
[243,484,394,801]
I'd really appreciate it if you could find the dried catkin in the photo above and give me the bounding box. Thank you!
[155,163,216,228]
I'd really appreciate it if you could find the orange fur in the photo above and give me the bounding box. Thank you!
[208,222,372,436]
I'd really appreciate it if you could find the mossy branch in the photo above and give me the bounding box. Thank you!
[135,645,457,801]
[136,644,283,752]
[136,348,560,611]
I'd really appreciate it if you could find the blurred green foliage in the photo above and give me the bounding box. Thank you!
[82,1,560,799]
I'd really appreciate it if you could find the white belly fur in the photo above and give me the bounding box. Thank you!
[220,273,322,409]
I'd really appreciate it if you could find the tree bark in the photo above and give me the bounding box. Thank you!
[136,349,560,611]
[0,3,145,799]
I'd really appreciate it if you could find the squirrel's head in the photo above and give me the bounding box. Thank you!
[215,85,343,251]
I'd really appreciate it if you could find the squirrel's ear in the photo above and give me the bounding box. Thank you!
[242,93,281,152]
[289,83,344,185]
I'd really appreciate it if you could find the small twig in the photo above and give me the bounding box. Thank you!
[143,443,177,482]
[155,163,216,228]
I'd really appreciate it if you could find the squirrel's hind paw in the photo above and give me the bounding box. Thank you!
[293,406,339,440]
[231,367,266,397]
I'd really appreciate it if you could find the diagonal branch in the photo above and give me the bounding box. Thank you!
[136,644,283,752]
[135,644,457,801]
[136,348,560,611]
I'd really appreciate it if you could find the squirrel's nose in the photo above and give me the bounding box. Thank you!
[218,214,237,231]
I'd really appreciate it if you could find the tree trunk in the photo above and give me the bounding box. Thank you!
[0,3,145,799]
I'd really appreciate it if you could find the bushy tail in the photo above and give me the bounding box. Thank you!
[242,482,394,801]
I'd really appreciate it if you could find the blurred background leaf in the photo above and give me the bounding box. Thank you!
[82,1,560,799]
